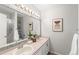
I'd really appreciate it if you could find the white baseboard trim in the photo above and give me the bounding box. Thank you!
[54,51,62,55]
[50,51,62,55]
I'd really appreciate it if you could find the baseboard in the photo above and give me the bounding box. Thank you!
[50,51,62,55]
[54,51,62,55]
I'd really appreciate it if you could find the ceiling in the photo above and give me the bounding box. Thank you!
[33,4,52,12]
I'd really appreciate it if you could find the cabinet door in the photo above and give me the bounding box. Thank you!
[42,43,47,55]
[42,41,49,55]
[0,15,7,46]
[78,38,79,55]
[46,41,49,54]
[34,49,43,55]
[34,40,49,55]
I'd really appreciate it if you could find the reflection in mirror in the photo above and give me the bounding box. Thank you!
[17,14,25,40]
[0,5,15,48]
[7,18,14,44]
[32,18,41,36]
[23,15,41,38]
[7,13,15,44]
[17,12,41,41]
[0,4,41,50]
[23,15,33,38]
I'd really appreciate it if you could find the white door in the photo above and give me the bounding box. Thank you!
[0,14,7,47]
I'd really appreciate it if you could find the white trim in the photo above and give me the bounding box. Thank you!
[54,51,63,55]
[50,50,62,55]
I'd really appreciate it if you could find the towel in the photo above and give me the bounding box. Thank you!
[69,33,79,55]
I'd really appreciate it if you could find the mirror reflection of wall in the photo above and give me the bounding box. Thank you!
[0,5,14,47]
[17,15,25,39]
[0,13,14,46]
[33,18,40,36]
[7,13,14,44]
[23,15,33,38]
[7,18,14,44]
[0,13,7,47]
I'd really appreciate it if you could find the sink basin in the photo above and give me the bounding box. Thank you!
[15,45,33,55]
[3,45,33,55]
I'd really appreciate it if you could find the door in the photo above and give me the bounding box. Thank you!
[0,14,7,47]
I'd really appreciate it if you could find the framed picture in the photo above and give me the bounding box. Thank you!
[52,18,63,32]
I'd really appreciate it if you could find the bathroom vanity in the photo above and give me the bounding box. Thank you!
[0,37,49,55]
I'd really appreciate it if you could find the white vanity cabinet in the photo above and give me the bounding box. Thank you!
[0,37,49,55]
[42,41,49,55]
[34,40,49,55]
[34,48,42,55]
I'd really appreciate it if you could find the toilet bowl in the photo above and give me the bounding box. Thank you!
[69,33,79,55]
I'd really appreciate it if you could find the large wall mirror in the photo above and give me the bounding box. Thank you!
[17,12,41,40]
[0,5,15,48]
[0,4,41,49]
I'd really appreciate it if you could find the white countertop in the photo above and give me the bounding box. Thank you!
[26,37,49,55]
[1,37,49,55]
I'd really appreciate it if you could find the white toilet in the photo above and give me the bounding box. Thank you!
[69,33,79,55]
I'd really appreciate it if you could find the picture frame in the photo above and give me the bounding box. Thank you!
[52,18,63,32]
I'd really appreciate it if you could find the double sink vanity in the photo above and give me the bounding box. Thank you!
[0,37,49,55]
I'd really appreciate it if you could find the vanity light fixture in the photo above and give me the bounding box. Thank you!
[35,13,39,18]
[31,11,34,15]
[25,7,29,11]
[29,9,32,14]
[14,4,40,19]
[21,4,25,10]
[31,11,35,17]
[17,4,22,9]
